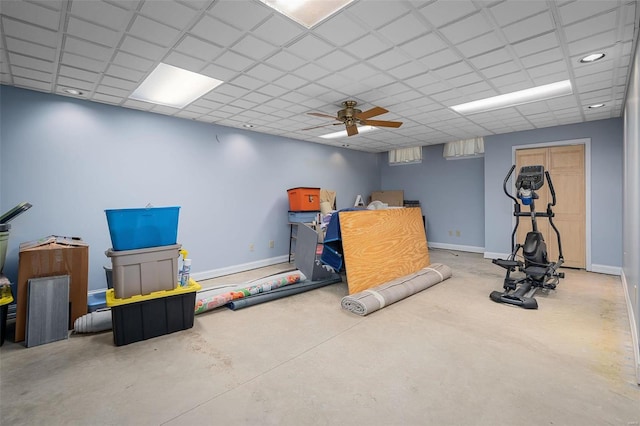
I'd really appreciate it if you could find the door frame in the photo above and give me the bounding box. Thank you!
[511,138,591,271]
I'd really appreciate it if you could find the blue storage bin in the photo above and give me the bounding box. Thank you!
[105,206,180,251]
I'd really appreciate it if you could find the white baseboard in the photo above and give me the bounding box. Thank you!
[190,255,290,281]
[621,271,640,384]
[428,242,484,254]
[483,251,511,260]
[590,264,622,276]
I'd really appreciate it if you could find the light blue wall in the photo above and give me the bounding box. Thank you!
[0,86,380,290]
[622,34,639,379]
[379,144,485,249]
[483,118,624,268]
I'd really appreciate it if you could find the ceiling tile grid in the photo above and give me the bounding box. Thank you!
[0,0,637,152]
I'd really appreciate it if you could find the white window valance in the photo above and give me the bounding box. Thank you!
[443,137,484,159]
[388,146,422,165]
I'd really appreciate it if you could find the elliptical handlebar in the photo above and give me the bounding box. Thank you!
[503,165,518,204]
[545,171,557,207]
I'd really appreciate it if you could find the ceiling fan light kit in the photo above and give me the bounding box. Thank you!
[304,100,403,138]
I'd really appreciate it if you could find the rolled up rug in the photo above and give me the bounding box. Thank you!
[341,263,452,316]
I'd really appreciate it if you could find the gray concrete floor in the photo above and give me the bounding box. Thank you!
[1,250,638,425]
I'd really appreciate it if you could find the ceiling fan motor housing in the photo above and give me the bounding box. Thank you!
[338,100,361,126]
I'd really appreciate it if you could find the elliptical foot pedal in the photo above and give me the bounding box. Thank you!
[523,266,548,276]
[492,259,521,269]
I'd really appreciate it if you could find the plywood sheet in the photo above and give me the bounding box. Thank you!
[339,208,429,294]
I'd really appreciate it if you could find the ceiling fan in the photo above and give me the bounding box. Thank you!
[302,100,403,136]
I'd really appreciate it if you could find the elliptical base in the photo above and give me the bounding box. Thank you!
[489,290,538,309]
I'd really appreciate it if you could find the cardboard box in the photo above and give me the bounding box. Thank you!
[15,236,89,342]
[370,190,404,207]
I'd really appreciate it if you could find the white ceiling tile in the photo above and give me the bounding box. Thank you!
[315,49,358,70]
[208,0,271,30]
[264,51,307,71]
[563,10,617,43]
[558,0,617,25]
[287,35,334,60]
[200,63,238,81]
[95,84,129,97]
[457,81,493,95]
[502,12,555,44]
[420,49,461,70]
[520,47,564,68]
[313,13,369,46]
[245,63,287,82]
[377,13,428,45]
[101,75,137,90]
[175,36,223,61]
[139,0,199,28]
[347,1,410,29]
[490,70,528,88]
[387,61,429,80]
[7,53,53,72]
[112,51,154,71]
[367,48,411,71]
[70,1,132,30]
[398,32,447,60]
[92,92,123,104]
[5,37,56,62]
[230,74,264,90]
[1,1,61,30]
[230,35,277,60]
[122,98,152,110]
[342,34,392,59]
[2,17,58,48]
[10,65,53,83]
[13,76,52,91]
[59,65,100,82]
[215,84,249,98]
[418,0,477,28]
[567,30,616,56]
[403,72,438,89]
[129,15,181,46]
[66,16,120,46]
[105,65,145,81]
[215,51,254,72]
[468,47,512,69]
[163,51,206,72]
[439,12,493,44]
[531,71,570,86]
[56,75,95,91]
[119,36,166,61]
[434,61,474,79]
[512,33,559,57]
[273,73,308,90]
[448,72,482,88]
[64,36,112,61]
[251,14,304,46]
[456,31,503,57]
[489,1,548,26]
[291,63,331,81]
[61,52,105,72]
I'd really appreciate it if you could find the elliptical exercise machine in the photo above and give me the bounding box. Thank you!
[490,165,564,309]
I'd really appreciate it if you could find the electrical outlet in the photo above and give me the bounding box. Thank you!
[269,240,274,248]
[455,230,460,237]
[448,230,452,236]
[249,243,254,251]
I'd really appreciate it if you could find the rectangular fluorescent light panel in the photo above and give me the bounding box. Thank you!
[451,80,573,114]
[129,63,223,108]
[258,0,354,28]
[320,125,376,139]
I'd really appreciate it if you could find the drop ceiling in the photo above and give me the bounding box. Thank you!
[1,0,638,153]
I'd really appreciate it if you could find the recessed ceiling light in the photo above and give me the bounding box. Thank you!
[258,0,354,28]
[320,125,376,139]
[587,103,605,109]
[450,80,573,115]
[580,53,605,63]
[63,88,83,96]
[129,63,223,108]
[243,124,255,128]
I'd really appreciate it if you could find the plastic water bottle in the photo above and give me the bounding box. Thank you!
[181,259,191,287]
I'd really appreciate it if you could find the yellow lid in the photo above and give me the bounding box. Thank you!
[106,279,201,307]
[0,285,14,306]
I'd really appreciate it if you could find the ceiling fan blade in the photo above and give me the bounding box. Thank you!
[301,123,336,131]
[346,124,359,136]
[308,112,338,120]
[356,106,388,120]
[361,119,403,128]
